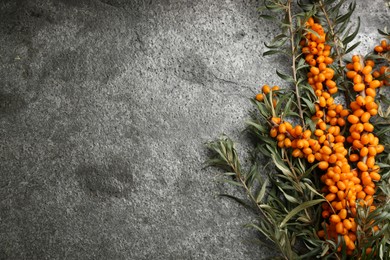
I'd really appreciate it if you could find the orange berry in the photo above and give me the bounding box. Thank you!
[338,209,347,220]
[326,193,336,202]
[353,83,365,92]
[346,71,357,79]
[366,156,375,168]
[364,73,373,83]
[360,147,369,157]
[255,93,264,101]
[369,80,381,89]
[349,154,359,162]
[279,123,287,133]
[370,171,381,181]
[353,61,362,72]
[353,140,364,149]
[364,186,375,195]
[363,123,374,132]
[340,109,349,117]
[337,181,346,191]
[292,148,303,157]
[356,96,365,106]
[347,115,359,124]
[376,144,384,154]
[366,88,376,97]
[262,85,271,94]
[310,66,320,75]
[374,45,384,53]
[270,128,278,137]
[336,222,344,234]
[362,65,373,75]
[330,214,341,223]
[319,161,329,170]
[357,161,368,171]
[307,154,315,163]
[295,125,303,136]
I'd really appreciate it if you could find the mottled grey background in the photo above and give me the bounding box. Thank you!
[0,0,388,259]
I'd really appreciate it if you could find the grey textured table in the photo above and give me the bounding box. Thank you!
[0,0,388,259]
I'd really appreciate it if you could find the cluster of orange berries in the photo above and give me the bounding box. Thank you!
[374,39,390,53]
[255,84,279,107]
[255,17,388,255]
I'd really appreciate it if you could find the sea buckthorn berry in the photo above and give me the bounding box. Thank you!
[330,214,341,223]
[365,59,375,67]
[271,117,281,124]
[352,55,360,62]
[374,45,384,53]
[338,209,347,220]
[353,83,365,92]
[295,125,303,136]
[364,186,375,195]
[319,161,329,170]
[366,87,376,97]
[369,80,381,89]
[363,123,374,132]
[349,154,359,162]
[353,74,362,84]
[366,156,375,168]
[262,85,271,94]
[364,73,373,83]
[310,66,320,75]
[270,128,278,137]
[357,161,368,172]
[272,86,280,91]
[255,93,264,101]
[362,65,373,75]
[376,144,385,153]
[346,71,357,79]
[284,138,292,148]
[276,134,286,142]
[279,123,287,133]
[353,108,364,117]
[336,222,344,234]
[337,181,346,191]
[347,115,359,124]
[325,193,336,202]
[353,61,362,71]
[360,147,368,157]
[356,96,365,106]
[370,171,381,181]
[307,154,315,163]
[292,149,303,157]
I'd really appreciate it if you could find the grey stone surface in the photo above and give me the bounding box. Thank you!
[0,0,388,259]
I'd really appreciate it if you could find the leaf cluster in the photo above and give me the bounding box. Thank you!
[206,0,390,259]
[206,134,332,259]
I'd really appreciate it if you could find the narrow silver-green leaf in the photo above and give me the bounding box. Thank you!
[279,199,325,228]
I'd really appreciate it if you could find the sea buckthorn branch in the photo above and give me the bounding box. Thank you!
[287,0,305,126]
[316,0,361,104]
[207,0,389,258]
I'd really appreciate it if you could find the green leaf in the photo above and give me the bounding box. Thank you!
[246,120,267,133]
[263,50,286,56]
[217,178,243,187]
[219,194,252,209]
[256,178,269,203]
[345,41,360,54]
[276,70,295,83]
[302,97,316,114]
[342,17,360,45]
[378,28,390,36]
[279,199,325,228]
[336,2,356,24]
